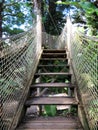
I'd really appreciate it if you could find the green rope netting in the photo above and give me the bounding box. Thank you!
[0,26,42,129]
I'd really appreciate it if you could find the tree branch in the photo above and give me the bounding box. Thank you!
[3,2,18,8]
[3,13,17,17]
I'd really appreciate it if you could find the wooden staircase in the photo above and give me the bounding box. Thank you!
[16,49,83,130]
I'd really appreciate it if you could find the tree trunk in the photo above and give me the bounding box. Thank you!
[33,0,41,10]
[0,0,4,37]
[0,6,3,37]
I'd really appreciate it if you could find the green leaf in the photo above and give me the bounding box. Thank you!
[79,2,96,11]
[56,1,80,8]
[65,80,69,83]
[42,17,46,23]
[44,105,57,116]
[17,12,24,17]
[95,9,98,15]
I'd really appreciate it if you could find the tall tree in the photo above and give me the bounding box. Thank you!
[43,0,65,35]
[0,0,4,37]
[0,0,33,37]
[57,0,98,35]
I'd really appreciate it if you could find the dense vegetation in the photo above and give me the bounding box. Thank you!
[0,0,33,37]
[57,0,98,35]
[0,0,98,37]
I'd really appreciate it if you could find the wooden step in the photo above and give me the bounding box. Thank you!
[42,53,67,58]
[34,72,71,80]
[35,72,71,76]
[42,53,66,55]
[43,49,66,53]
[40,58,68,61]
[37,65,69,72]
[17,128,83,130]
[38,65,69,67]
[25,97,78,106]
[31,83,75,88]
[16,117,83,130]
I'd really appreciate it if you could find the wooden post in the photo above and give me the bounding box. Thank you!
[0,95,3,128]
[67,16,71,55]
[66,17,72,95]
[66,17,74,113]
[34,0,42,53]
[36,70,43,116]
[34,0,42,115]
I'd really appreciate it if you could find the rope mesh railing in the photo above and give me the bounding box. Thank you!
[42,32,57,49]
[71,31,98,130]
[42,31,66,49]
[61,18,98,130]
[0,23,42,129]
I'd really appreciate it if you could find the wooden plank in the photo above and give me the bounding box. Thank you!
[42,53,66,55]
[40,58,68,61]
[25,97,78,106]
[16,116,83,130]
[42,53,67,58]
[35,72,72,76]
[17,124,82,129]
[16,117,83,130]
[18,122,80,128]
[16,128,83,130]
[23,120,79,123]
[43,49,66,53]
[17,120,81,129]
[38,65,69,67]
[31,83,75,88]
[22,117,80,123]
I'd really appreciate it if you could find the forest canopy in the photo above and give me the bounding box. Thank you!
[0,0,98,37]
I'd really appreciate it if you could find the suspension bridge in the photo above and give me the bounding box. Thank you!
[0,4,98,130]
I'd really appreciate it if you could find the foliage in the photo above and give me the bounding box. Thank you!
[44,11,65,35]
[42,0,66,35]
[44,105,57,116]
[3,27,24,35]
[0,0,33,37]
[0,78,20,100]
[57,0,98,35]
[88,99,98,126]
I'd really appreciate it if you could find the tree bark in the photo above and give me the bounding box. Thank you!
[0,0,4,37]
[0,6,3,37]
[33,0,41,10]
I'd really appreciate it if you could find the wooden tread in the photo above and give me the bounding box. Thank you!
[16,117,83,130]
[40,58,68,61]
[38,65,69,67]
[42,53,67,58]
[16,128,83,130]
[25,97,78,106]
[43,49,66,53]
[35,72,71,76]
[31,83,75,88]
[42,53,66,55]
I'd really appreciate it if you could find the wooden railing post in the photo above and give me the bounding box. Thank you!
[34,0,42,53]
[66,16,72,58]
[34,0,42,116]
[66,17,74,106]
